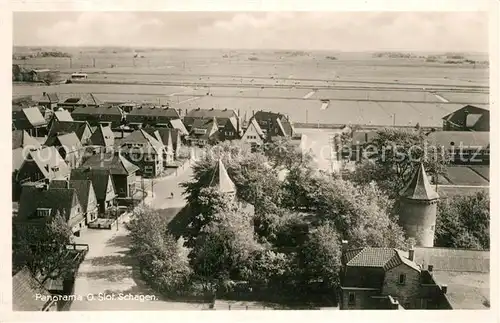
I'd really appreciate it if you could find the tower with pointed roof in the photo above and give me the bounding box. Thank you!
[209,158,236,200]
[399,163,440,247]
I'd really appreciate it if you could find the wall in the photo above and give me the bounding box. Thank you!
[399,199,437,247]
[382,263,421,309]
[17,161,45,183]
[340,288,380,310]
[112,174,129,197]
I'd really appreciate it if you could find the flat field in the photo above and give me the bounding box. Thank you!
[13,47,489,128]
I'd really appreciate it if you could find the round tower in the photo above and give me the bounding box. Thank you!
[398,163,440,247]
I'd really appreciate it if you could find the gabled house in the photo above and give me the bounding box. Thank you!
[44,132,84,169]
[89,124,115,151]
[143,127,179,163]
[241,118,265,147]
[426,131,489,165]
[47,109,74,130]
[12,267,58,311]
[252,110,294,139]
[17,183,86,234]
[184,108,240,141]
[36,92,59,111]
[57,93,102,112]
[119,129,165,177]
[70,168,116,214]
[50,179,98,223]
[126,105,181,129]
[189,117,219,146]
[12,107,48,137]
[340,246,442,310]
[81,152,139,198]
[71,105,124,128]
[48,120,93,145]
[12,130,41,174]
[168,118,189,137]
[16,146,70,185]
[442,105,489,132]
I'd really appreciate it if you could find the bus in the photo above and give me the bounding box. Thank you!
[71,73,88,80]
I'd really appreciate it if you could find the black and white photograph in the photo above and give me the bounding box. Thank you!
[6,5,496,317]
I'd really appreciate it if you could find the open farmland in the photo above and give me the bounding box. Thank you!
[13,47,489,129]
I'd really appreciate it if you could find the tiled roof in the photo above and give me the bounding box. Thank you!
[70,168,114,201]
[245,118,265,138]
[426,131,489,149]
[400,163,439,201]
[12,267,53,311]
[186,108,237,119]
[54,109,74,122]
[48,120,90,141]
[127,106,180,118]
[22,146,70,180]
[23,107,47,127]
[90,125,115,147]
[12,130,41,150]
[18,185,80,222]
[209,159,236,194]
[411,247,490,273]
[72,105,123,116]
[345,247,421,272]
[431,271,490,309]
[169,118,189,135]
[59,93,102,106]
[120,129,164,154]
[82,152,139,175]
[45,132,83,154]
[37,92,59,104]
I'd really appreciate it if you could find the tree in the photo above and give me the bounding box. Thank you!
[12,212,75,283]
[190,203,263,296]
[263,136,314,170]
[435,191,490,250]
[345,128,449,197]
[298,223,342,288]
[127,206,192,293]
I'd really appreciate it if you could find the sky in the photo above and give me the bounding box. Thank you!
[13,12,489,52]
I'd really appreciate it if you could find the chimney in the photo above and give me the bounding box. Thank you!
[252,110,255,117]
[463,109,469,129]
[428,265,433,272]
[365,132,368,143]
[408,249,415,261]
[341,240,349,253]
[441,284,448,294]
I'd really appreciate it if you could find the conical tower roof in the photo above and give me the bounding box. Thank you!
[209,159,236,194]
[400,163,439,201]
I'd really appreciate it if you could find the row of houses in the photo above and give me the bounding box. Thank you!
[15,92,297,150]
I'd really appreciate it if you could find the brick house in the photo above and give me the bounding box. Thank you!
[44,132,84,169]
[71,105,124,128]
[188,117,219,146]
[17,183,86,234]
[48,120,93,146]
[125,105,180,129]
[81,152,139,198]
[442,105,489,132]
[184,108,240,141]
[70,168,116,214]
[251,110,294,139]
[119,129,165,177]
[339,246,447,310]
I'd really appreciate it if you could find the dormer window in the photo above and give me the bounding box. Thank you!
[51,166,59,172]
[36,208,51,218]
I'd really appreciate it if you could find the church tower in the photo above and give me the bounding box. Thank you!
[399,163,440,247]
[209,158,236,200]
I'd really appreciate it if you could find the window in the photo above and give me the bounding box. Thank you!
[36,208,51,218]
[348,292,356,306]
[398,274,406,285]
